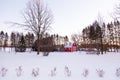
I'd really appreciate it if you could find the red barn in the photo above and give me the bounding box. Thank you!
[64,42,77,52]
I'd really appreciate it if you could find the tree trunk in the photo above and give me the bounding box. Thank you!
[37,39,40,55]
[37,35,40,55]
[100,37,103,54]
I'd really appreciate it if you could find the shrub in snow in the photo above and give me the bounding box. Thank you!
[43,52,49,56]
[32,67,39,77]
[51,67,57,77]
[15,66,23,77]
[96,69,105,77]
[0,67,8,77]
[116,68,120,77]
[64,66,71,77]
[82,69,89,77]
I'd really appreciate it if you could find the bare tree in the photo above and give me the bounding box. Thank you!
[114,2,120,19]
[71,33,81,45]
[14,0,53,55]
[97,13,104,27]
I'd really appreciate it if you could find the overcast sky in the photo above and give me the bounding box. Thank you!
[0,0,118,37]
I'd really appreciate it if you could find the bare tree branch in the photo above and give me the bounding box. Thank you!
[10,0,53,55]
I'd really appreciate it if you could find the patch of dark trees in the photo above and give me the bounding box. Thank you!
[81,20,120,54]
[0,31,66,54]
[32,35,65,56]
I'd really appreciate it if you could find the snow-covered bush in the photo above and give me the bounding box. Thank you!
[50,67,57,76]
[82,69,89,77]
[15,66,23,77]
[32,67,39,77]
[96,69,105,77]
[0,67,8,77]
[64,66,71,77]
[116,68,120,77]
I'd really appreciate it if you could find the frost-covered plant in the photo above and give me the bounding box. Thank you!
[96,69,105,77]
[51,67,57,77]
[32,67,39,77]
[1,67,8,77]
[82,69,89,77]
[15,66,23,77]
[116,68,120,77]
[64,66,71,77]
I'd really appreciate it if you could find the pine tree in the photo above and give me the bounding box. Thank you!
[3,32,9,51]
[15,35,26,52]
[10,32,16,48]
[0,31,4,48]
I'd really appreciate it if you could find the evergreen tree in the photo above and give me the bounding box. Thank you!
[3,32,9,50]
[88,21,103,54]
[89,25,96,40]
[0,31,5,47]
[10,32,16,48]
[15,35,26,52]
[25,32,34,48]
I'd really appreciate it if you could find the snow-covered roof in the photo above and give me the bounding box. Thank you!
[64,42,73,48]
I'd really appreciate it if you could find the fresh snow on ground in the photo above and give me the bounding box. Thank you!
[0,49,120,80]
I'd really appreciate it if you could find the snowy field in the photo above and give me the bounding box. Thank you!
[0,49,120,80]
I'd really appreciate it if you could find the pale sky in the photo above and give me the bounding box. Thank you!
[0,0,119,37]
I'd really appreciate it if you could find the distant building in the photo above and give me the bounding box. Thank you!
[64,42,77,52]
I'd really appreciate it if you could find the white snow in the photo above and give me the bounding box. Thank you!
[0,49,120,80]
[64,42,73,48]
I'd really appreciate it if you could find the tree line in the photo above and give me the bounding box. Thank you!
[9,0,120,55]
[0,31,34,48]
[0,31,68,52]
[81,20,120,53]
